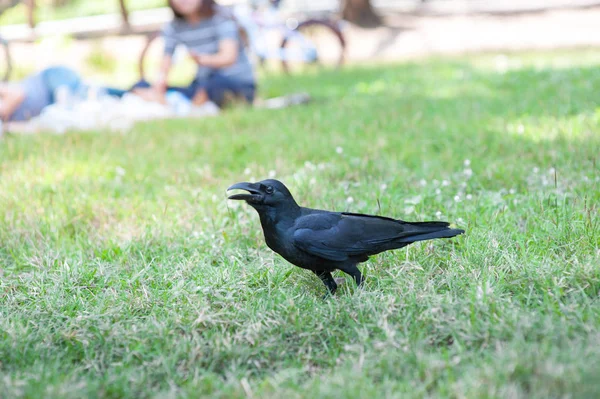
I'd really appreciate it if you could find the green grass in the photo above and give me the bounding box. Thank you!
[1,50,600,398]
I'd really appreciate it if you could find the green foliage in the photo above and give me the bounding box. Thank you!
[85,41,118,74]
[1,50,599,398]
[0,0,166,26]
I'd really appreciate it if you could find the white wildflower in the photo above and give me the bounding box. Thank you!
[419,179,427,187]
[405,195,422,205]
[509,188,516,195]
[542,178,549,186]
[268,170,276,178]
[466,194,473,200]
[442,180,450,187]
[517,124,525,134]
[380,183,388,191]
[309,177,317,185]
[435,188,442,195]
[464,168,473,178]
[115,166,126,176]
[346,196,354,204]
[244,167,251,175]
[463,159,471,167]
[304,161,315,170]
[454,195,461,202]
[533,167,539,173]
[336,146,344,154]
[435,211,443,219]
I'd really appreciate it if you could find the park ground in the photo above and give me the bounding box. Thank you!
[1,2,600,398]
[1,47,599,397]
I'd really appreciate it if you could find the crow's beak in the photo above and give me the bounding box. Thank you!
[227,182,264,202]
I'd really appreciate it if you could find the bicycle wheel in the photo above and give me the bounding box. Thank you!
[280,19,345,75]
[0,37,11,82]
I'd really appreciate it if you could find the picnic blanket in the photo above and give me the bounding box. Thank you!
[6,91,220,135]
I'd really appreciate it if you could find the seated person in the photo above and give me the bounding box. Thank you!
[0,66,83,124]
[134,0,256,108]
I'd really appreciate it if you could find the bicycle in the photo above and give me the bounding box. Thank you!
[138,0,347,80]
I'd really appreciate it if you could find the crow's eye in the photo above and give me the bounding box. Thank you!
[265,185,274,194]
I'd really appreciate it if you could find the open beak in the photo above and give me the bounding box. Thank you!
[227,182,264,202]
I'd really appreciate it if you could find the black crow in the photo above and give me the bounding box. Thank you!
[228,179,464,297]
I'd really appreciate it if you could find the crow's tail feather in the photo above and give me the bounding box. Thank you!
[400,228,465,243]
[398,221,464,243]
[404,221,450,228]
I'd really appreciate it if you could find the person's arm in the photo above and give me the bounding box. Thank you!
[0,85,26,122]
[155,55,173,93]
[190,18,240,69]
[154,23,177,92]
[191,39,238,69]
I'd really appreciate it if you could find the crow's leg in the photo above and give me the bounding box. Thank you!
[339,263,364,287]
[312,270,337,298]
[334,277,347,286]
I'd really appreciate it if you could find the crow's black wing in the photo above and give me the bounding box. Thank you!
[292,212,427,262]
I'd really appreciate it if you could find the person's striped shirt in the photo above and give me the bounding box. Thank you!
[162,13,255,84]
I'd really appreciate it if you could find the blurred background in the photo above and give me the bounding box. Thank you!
[1,0,598,87]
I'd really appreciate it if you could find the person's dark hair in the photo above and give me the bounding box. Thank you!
[168,0,216,20]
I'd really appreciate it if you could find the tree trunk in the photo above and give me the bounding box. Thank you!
[25,0,35,29]
[118,0,131,33]
[341,0,381,27]
[49,0,72,6]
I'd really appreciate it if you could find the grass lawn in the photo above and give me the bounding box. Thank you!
[1,50,600,398]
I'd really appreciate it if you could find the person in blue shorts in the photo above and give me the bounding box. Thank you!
[0,66,84,123]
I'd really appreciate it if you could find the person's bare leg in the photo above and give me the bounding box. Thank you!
[131,88,167,104]
[191,89,208,106]
[188,89,220,118]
